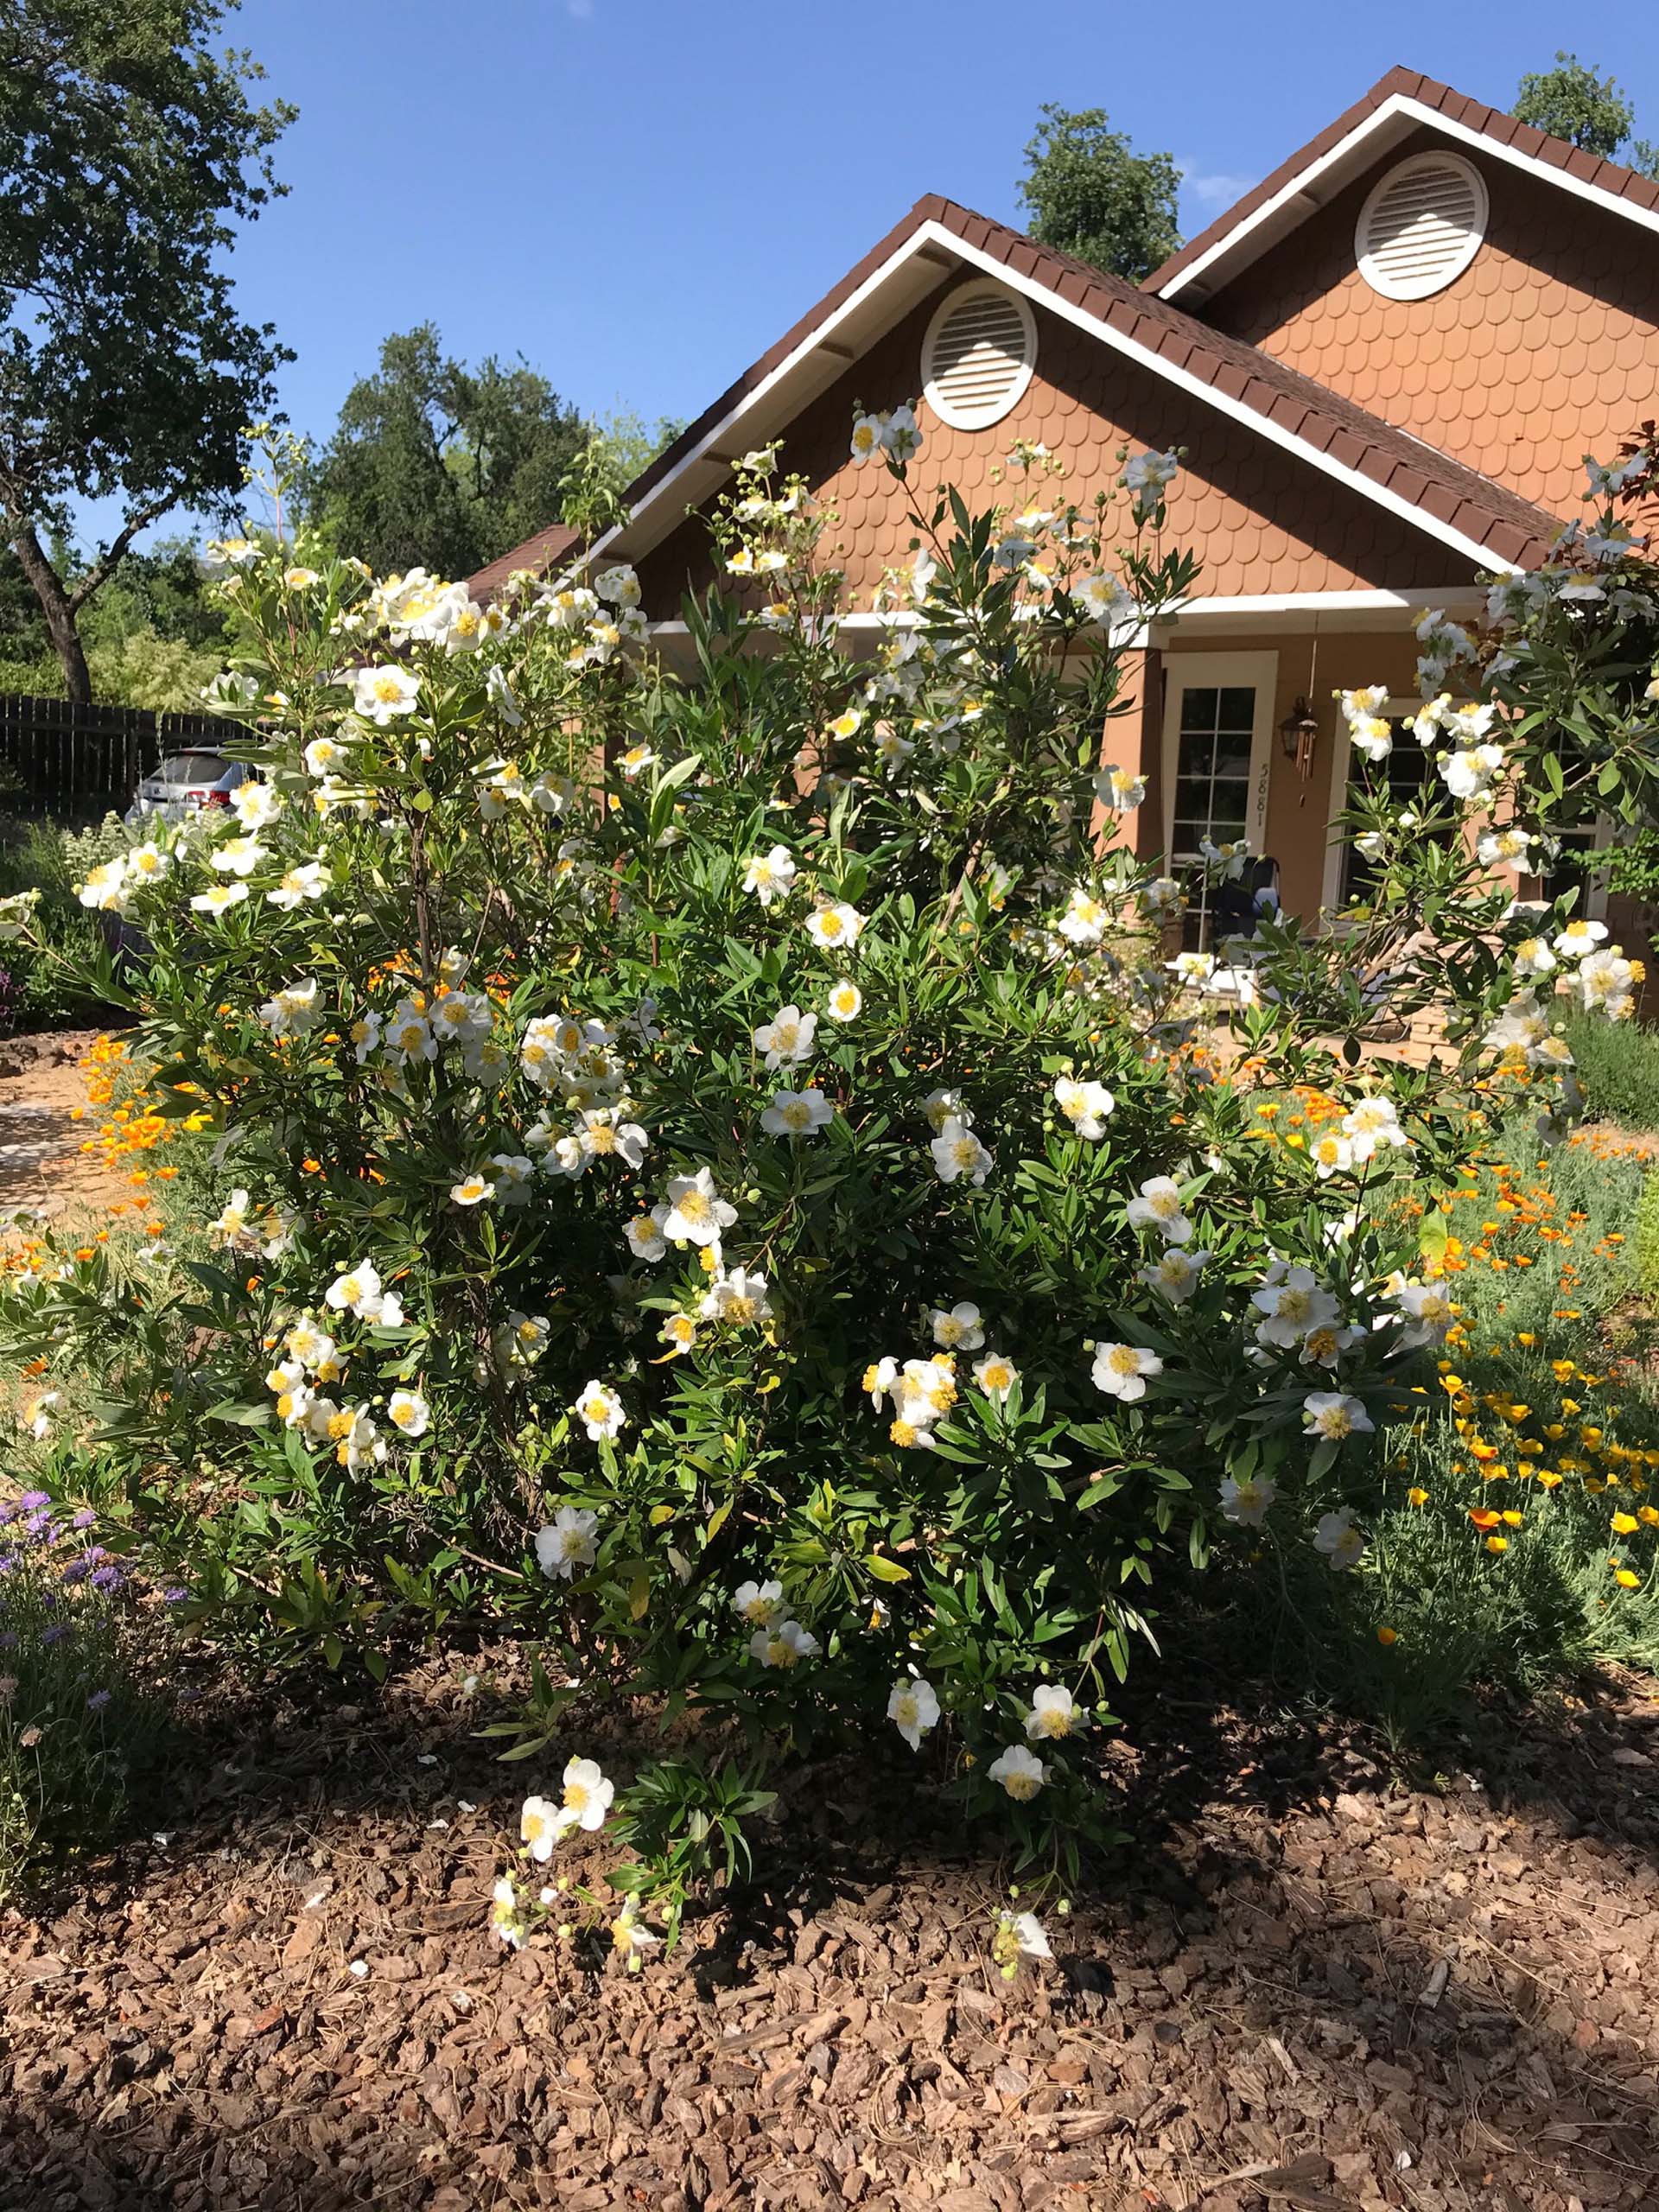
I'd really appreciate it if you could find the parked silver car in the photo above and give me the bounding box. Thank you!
[125,750,253,825]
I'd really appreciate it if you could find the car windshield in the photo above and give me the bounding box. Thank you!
[153,753,228,785]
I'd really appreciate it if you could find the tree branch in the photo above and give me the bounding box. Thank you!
[67,493,182,613]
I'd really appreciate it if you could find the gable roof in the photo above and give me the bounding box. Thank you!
[472,192,1560,599]
[468,522,580,602]
[1147,65,1659,306]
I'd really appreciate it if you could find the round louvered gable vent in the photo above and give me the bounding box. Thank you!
[1356,151,1488,302]
[921,281,1037,430]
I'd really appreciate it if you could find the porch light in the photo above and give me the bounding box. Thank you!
[1279,696,1321,779]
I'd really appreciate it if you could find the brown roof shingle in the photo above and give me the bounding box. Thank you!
[1144,64,1659,298]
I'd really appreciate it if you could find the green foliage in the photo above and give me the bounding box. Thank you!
[302,325,589,579]
[1016,104,1182,282]
[1,421,1651,1904]
[1632,1166,1659,1301]
[1562,1007,1659,1129]
[1514,51,1658,175]
[0,0,292,696]
[0,816,121,1029]
[0,1490,171,1901]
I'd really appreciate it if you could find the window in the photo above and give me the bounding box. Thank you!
[921,282,1037,431]
[1338,722,1430,905]
[1356,152,1487,302]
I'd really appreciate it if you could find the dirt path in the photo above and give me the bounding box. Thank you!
[0,1027,132,1222]
[3,1667,1656,2211]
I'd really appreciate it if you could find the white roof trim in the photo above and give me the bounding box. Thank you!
[587,208,1529,580]
[1158,91,1659,305]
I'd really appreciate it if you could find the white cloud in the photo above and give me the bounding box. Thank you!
[1174,156,1255,214]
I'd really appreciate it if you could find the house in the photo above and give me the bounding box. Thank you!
[471,66,1659,944]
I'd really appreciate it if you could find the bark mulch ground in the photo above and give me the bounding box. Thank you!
[3,1662,1658,2212]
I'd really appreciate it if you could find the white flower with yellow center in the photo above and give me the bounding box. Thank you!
[257,978,321,1037]
[1341,1096,1409,1162]
[18,1389,59,1440]
[1389,1275,1454,1348]
[931,1301,984,1351]
[1251,1269,1338,1348]
[750,1618,819,1669]
[625,1206,669,1262]
[1171,950,1216,986]
[972,1350,1019,1404]
[753,1003,817,1069]
[662,1168,737,1246]
[849,413,885,465]
[430,990,492,1047]
[1554,917,1610,960]
[353,665,421,724]
[1140,1247,1208,1304]
[609,1900,662,1962]
[1310,1130,1354,1179]
[571,1380,626,1442]
[594,563,641,607]
[887,1677,941,1751]
[1313,1506,1366,1569]
[1093,765,1146,812]
[824,979,862,1023]
[930,1117,994,1187]
[285,1317,336,1369]
[742,844,798,906]
[388,1005,435,1064]
[1219,1472,1276,1526]
[232,780,283,830]
[490,1876,526,1949]
[1302,1392,1373,1442]
[535,1503,599,1580]
[476,762,527,819]
[76,859,130,913]
[828,708,863,741]
[1512,936,1556,980]
[1057,886,1108,944]
[126,842,170,882]
[518,1794,562,1862]
[922,1089,969,1134]
[988,1745,1047,1802]
[1025,1685,1076,1740]
[387,1389,429,1438]
[734,1580,783,1626]
[1126,1176,1190,1243]
[805,902,863,950]
[760,1087,833,1140]
[449,1172,492,1208]
[659,1311,699,1357]
[700,1266,772,1325]
[190,880,248,916]
[1478,826,1536,870]
[302,735,343,778]
[1053,1076,1116,1140]
[324,1259,400,1325]
[267,861,326,912]
[1091,1341,1163,1402]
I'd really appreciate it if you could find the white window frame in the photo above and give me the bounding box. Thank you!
[1160,650,1276,869]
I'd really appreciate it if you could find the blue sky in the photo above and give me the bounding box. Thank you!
[87,1,1659,546]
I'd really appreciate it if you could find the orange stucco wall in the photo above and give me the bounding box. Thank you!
[1204,127,1659,520]
[635,289,1476,617]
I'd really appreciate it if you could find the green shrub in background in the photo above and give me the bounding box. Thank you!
[0,1488,171,1899]
[1635,1166,1659,1304]
[1563,1007,1659,1131]
[0,816,124,1033]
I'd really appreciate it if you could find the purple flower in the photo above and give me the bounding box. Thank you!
[0,1503,15,1528]
[60,1556,90,1587]
[91,1564,125,1593]
[72,1509,96,1531]
[18,1491,48,1510]
[40,1623,67,1645]
[24,1511,58,1543]
[0,1554,16,1578]
[86,1689,111,1713]
[162,1586,188,1605]
[0,1630,16,1650]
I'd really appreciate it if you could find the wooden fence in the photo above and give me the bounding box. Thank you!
[0,694,246,822]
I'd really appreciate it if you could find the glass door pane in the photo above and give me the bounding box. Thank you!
[1341,727,1427,904]
[1169,683,1256,948]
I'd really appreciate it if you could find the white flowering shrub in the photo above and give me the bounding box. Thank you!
[5,423,1657,1908]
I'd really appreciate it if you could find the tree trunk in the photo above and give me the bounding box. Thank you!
[8,522,91,704]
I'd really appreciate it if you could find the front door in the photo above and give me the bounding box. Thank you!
[1160,652,1276,949]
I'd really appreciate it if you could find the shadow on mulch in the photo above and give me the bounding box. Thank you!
[6,1639,1659,2211]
